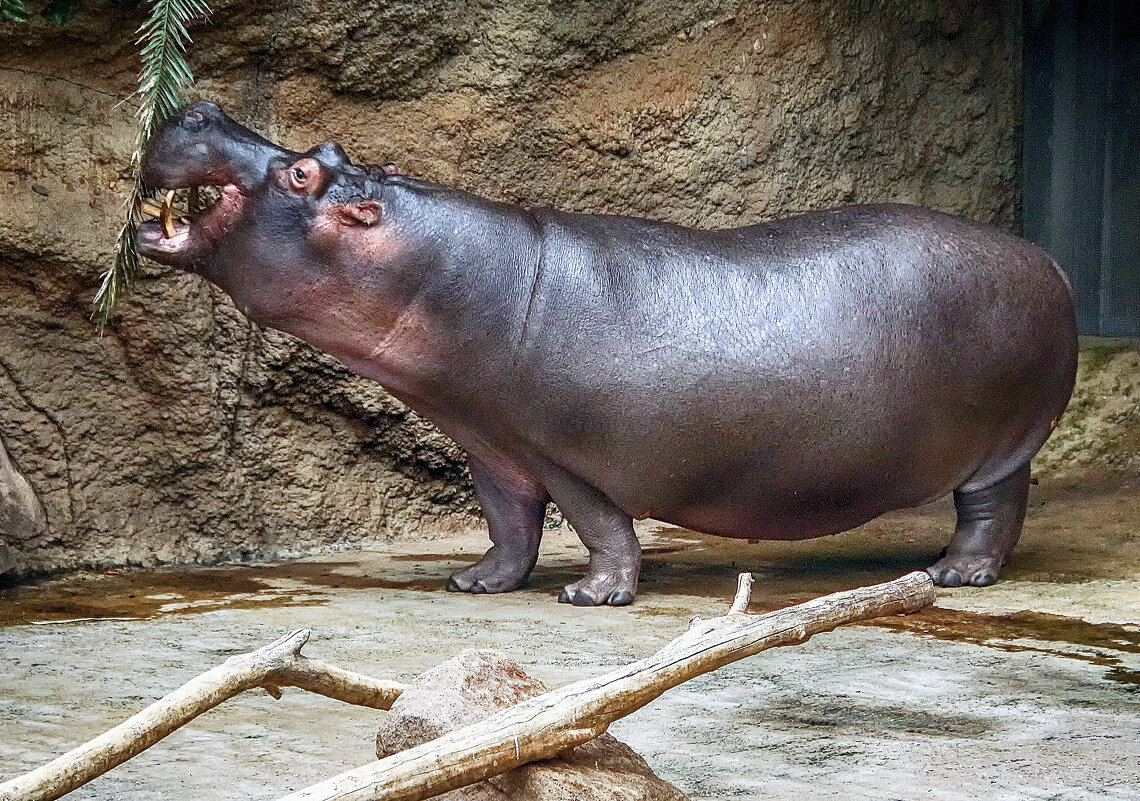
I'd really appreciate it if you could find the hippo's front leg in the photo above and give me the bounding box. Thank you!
[447,458,549,594]
[544,468,641,606]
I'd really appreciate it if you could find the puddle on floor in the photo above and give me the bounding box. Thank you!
[3,558,1137,690]
[0,555,588,626]
[2,471,1136,700]
[388,552,467,563]
[864,607,1140,689]
[748,697,995,738]
[0,565,329,626]
[0,547,570,625]
[629,556,1140,688]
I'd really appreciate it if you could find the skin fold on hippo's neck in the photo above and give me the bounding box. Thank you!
[272,176,545,433]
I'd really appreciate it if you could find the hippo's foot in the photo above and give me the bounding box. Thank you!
[558,569,638,607]
[926,553,1004,587]
[931,464,1029,588]
[446,552,532,594]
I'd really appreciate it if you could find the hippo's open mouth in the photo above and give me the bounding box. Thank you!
[135,101,299,266]
[137,182,246,260]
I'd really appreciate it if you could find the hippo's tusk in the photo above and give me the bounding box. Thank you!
[142,192,193,229]
[140,200,163,220]
[161,190,176,238]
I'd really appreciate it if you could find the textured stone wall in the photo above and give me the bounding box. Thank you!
[0,0,1023,573]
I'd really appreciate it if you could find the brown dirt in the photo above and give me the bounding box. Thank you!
[1036,337,1140,474]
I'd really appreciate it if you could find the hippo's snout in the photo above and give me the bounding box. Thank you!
[140,101,296,194]
[136,102,300,269]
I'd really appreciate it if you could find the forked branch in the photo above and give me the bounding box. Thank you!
[0,629,407,801]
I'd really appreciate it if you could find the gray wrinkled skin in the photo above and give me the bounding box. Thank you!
[137,102,1078,606]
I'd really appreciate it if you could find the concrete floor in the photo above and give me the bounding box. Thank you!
[1,471,1139,800]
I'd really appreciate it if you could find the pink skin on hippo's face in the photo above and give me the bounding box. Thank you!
[136,103,408,361]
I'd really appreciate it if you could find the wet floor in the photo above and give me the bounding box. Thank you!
[1,471,1138,799]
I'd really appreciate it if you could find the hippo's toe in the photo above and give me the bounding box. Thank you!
[558,571,638,606]
[446,556,531,594]
[446,575,492,593]
[934,568,964,587]
[558,586,594,606]
[607,589,635,606]
[970,567,1000,587]
[926,553,1005,588]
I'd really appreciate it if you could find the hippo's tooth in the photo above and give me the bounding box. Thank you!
[161,190,176,239]
[188,185,200,214]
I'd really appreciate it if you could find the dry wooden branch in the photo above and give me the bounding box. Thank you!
[0,629,407,801]
[280,570,935,801]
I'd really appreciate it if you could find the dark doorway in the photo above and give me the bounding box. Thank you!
[1024,0,1140,336]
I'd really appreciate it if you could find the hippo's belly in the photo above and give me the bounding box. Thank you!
[476,204,1078,546]
[523,364,997,541]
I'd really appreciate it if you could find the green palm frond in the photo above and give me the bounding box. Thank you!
[42,0,80,25]
[94,0,210,332]
[0,0,28,22]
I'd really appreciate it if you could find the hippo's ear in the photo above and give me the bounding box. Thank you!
[338,200,382,227]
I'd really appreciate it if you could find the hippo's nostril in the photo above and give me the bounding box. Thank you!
[183,110,207,132]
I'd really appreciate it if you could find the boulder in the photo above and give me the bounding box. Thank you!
[0,437,45,573]
[376,649,690,801]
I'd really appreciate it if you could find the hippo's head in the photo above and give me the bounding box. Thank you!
[136,102,399,322]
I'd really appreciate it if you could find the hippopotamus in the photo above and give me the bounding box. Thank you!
[136,101,1078,606]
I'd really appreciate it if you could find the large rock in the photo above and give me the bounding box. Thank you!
[376,649,691,801]
[0,437,45,573]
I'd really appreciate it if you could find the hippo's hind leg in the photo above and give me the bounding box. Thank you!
[544,468,641,607]
[447,458,549,594]
[927,462,1031,587]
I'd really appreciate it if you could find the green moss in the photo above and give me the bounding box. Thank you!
[1078,337,1140,376]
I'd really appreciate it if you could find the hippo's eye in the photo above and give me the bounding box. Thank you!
[283,157,322,194]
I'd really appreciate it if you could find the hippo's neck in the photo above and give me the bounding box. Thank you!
[280,177,543,406]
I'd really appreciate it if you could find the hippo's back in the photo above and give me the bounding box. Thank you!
[509,204,1077,540]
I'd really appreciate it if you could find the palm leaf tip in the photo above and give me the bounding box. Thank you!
[0,0,28,22]
[93,0,210,332]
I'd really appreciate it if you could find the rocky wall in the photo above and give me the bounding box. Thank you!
[0,0,1024,573]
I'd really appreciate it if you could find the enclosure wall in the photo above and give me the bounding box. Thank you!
[0,0,1023,572]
